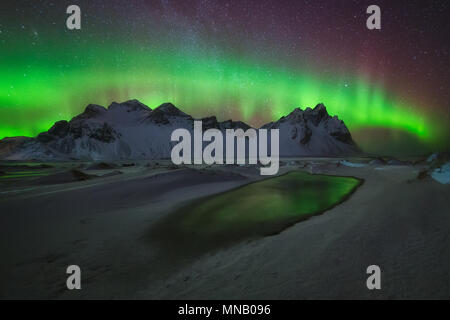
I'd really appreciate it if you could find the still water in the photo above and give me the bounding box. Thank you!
[150,171,363,261]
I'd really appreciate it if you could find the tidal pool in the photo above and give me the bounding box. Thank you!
[149,171,363,260]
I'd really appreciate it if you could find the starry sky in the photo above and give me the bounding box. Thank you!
[0,0,449,155]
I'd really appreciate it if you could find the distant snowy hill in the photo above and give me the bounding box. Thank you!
[0,100,359,160]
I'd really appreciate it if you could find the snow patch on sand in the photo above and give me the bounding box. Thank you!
[340,160,368,168]
[427,153,438,163]
[431,163,450,185]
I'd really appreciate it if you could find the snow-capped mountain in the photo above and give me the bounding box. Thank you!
[0,100,359,160]
[261,104,359,157]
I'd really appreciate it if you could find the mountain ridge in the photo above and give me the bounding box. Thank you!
[0,100,360,160]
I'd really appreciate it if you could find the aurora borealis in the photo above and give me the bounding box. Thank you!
[1,0,449,154]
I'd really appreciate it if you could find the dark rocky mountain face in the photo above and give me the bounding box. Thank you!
[37,119,120,145]
[200,116,220,130]
[0,100,360,160]
[199,116,252,131]
[261,103,359,156]
[119,99,151,112]
[145,103,192,125]
[0,136,33,159]
[72,104,107,121]
[87,123,118,143]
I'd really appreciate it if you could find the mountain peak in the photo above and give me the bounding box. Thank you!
[108,100,151,112]
[285,108,304,118]
[313,103,327,113]
[312,103,329,117]
[122,99,151,111]
[71,104,107,121]
[145,103,192,125]
[154,103,187,116]
[304,103,330,126]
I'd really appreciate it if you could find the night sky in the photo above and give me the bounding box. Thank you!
[1,0,449,155]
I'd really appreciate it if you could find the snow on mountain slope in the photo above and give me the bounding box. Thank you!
[261,104,359,157]
[0,100,359,160]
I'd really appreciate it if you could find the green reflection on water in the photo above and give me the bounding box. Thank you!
[181,171,362,237]
[151,171,363,256]
[0,171,48,179]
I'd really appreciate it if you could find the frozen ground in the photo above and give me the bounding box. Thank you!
[431,163,450,185]
[0,158,449,299]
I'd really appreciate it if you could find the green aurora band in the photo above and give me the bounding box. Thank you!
[0,39,446,151]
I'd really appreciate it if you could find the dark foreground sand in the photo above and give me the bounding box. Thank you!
[0,160,449,299]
